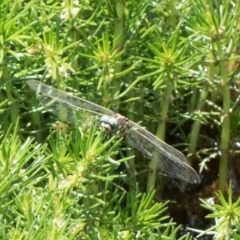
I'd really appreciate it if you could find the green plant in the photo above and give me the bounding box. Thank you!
[189,182,240,239]
[0,118,193,239]
[1,0,240,237]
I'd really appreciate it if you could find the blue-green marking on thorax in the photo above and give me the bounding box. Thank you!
[100,115,118,127]
[100,114,126,133]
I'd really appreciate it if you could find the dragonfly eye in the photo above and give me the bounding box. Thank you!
[100,121,116,132]
[100,114,128,134]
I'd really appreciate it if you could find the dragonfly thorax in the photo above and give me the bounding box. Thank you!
[100,114,129,134]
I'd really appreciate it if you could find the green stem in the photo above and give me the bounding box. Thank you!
[112,0,125,95]
[113,0,138,190]
[217,41,230,193]
[5,82,19,127]
[188,85,209,164]
[147,81,172,192]
[167,0,177,27]
[187,87,198,112]
[29,98,42,143]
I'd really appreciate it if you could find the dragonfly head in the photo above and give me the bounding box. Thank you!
[100,114,129,134]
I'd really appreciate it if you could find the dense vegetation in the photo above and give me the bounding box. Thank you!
[0,0,240,239]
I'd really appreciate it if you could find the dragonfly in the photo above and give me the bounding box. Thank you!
[27,80,200,184]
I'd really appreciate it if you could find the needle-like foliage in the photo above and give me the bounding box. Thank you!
[1,0,240,238]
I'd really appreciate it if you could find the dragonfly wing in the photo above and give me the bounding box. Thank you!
[27,80,114,116]
[37,95,101,128]
[126,120,200,184]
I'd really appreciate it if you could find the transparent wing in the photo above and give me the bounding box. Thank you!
[27,80,114,127]
[27,80,114,115]
[126,120,200,184]
[36,95,101,128]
